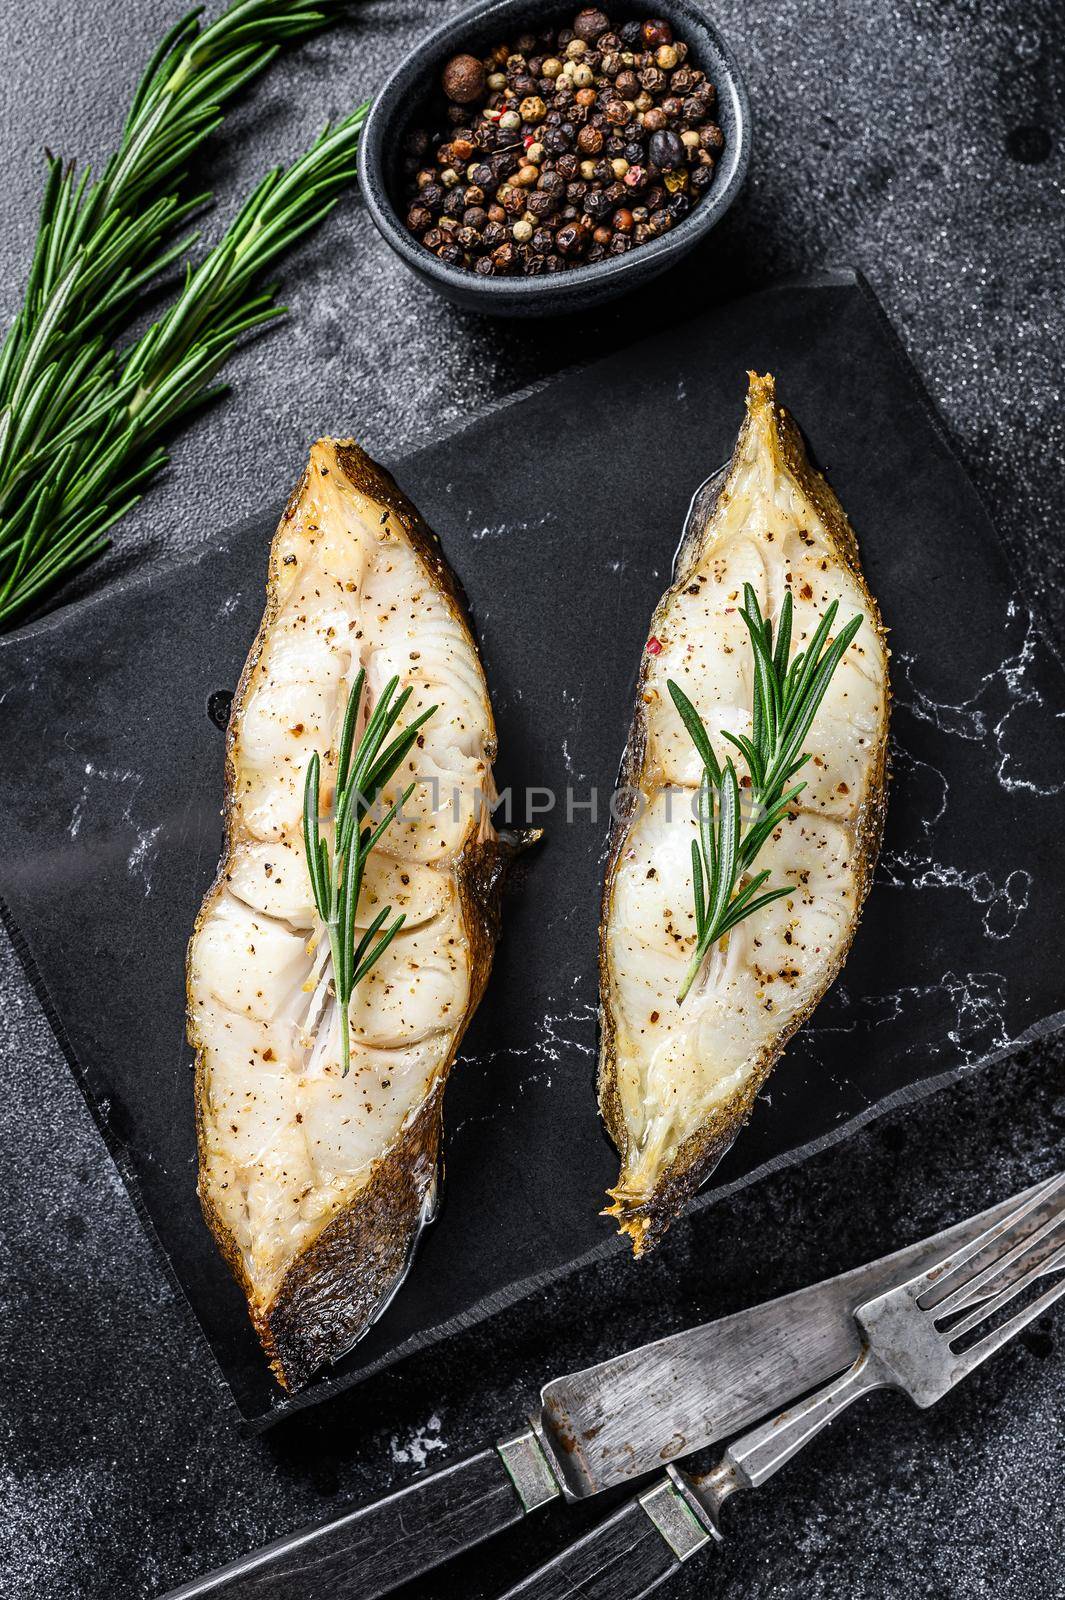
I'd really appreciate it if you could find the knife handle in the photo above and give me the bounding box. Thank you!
[160,1433,561,1600]
[498,1475,719,1600]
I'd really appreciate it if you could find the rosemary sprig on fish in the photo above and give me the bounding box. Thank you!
[669,585,863,1003]
[303,672,436,1078]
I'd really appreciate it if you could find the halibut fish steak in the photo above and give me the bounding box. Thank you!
[600,374,890,1254]
[188,442,507,1390]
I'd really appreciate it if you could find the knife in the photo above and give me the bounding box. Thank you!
[158,1184,1039,1600]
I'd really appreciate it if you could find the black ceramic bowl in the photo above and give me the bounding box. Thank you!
[357,0,751,316]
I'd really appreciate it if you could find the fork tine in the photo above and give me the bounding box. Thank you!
[951,1263,1065,1376]
[934,1201,1065,1319]
[914,1173,1064,1309]
[943,1239,1065,1342]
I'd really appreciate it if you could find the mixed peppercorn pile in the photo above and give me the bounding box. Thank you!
[400,8,724,277]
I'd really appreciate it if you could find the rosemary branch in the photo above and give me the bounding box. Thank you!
[669,584,863,1004]
[0,0,352,627]
[303,673,437,1077]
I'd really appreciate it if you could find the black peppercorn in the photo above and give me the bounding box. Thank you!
[619,19,642,45]
[407,204,433,233]
[556,153,579,180]
[699,122,725,152]
[574,7,610,41]
[556,221,586,254]
[690,165,713,193]
[442,53,485,103]
[527,189,556,218]
[438,241,464,264]
[474,256,495,276]
[650,128,685,168]
[585,188,612,220]
[667,192,690,219]
[532,226,555,252]
[420,182,445,211]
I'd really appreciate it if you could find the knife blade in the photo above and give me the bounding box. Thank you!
[534,1179,1045,1496]
[158,1183,1039,1600]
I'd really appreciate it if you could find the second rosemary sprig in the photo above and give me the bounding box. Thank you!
[303,673,436,1078]
[0,105,366,624]
[669,584,863,1004]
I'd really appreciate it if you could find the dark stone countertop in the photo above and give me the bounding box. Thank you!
[0,2,1062,1597]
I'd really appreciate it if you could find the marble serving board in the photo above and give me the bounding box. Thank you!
[2,269,1063,1425]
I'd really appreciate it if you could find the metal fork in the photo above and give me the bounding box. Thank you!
[500,1173,1065,1599]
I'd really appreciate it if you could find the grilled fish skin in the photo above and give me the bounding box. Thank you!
[188,441,509,1391]
[599,373,890,1255]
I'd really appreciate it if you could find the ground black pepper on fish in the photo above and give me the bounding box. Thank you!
[400,9,725,275]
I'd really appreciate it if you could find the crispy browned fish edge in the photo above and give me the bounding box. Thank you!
[598,373,892,1256]
[187,441,516,1391]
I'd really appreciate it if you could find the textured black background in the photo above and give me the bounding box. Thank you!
[0,3,1063,1598]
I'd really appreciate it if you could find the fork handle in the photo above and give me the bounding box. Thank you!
[714,1349,887,1496]
[498,1477,720,1600]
